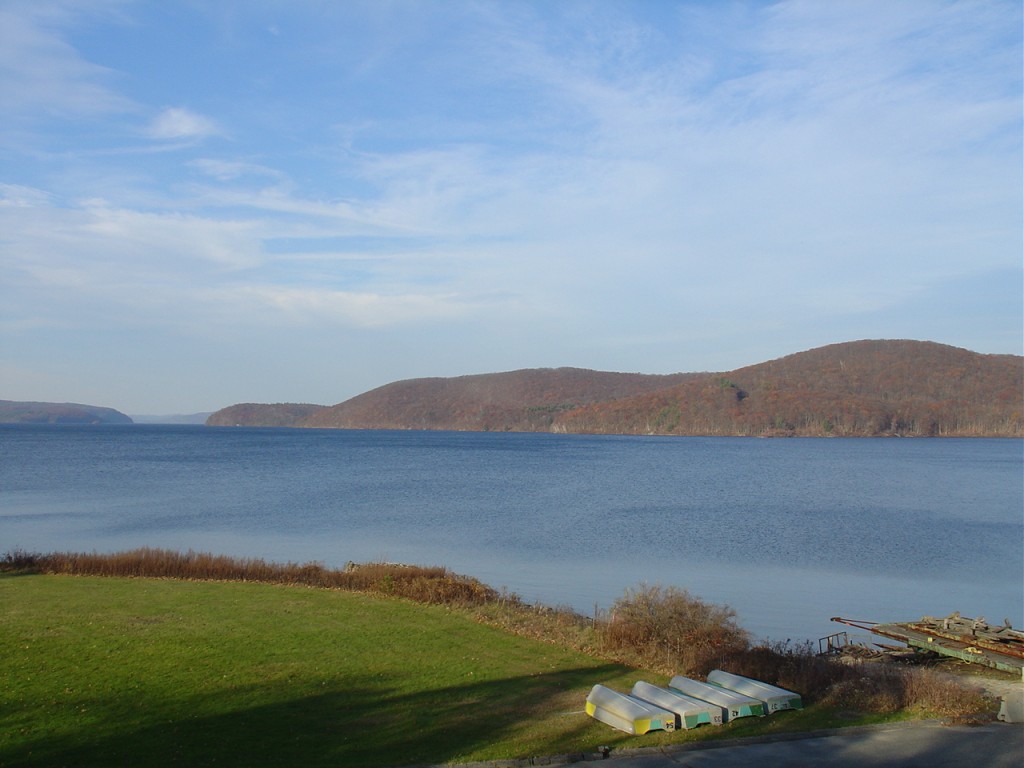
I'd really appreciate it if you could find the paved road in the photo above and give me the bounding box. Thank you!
[582,721,1023,768]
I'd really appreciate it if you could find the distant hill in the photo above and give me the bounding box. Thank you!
[301,368,701,431]
[0,400,133,425]
[205,403,328,428]
[131,413,214,425]
[554,340,1022,437]
[206,340,1023,437]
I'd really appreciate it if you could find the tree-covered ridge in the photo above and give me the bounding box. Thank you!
[301,368,702,432]
[205,341,1023,437]
[0,400,133,425]
[555,341,1022,437]
[205,402,327,428]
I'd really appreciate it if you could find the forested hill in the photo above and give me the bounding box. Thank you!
[554,340,1022,437]
[205,403,327,428]
[206,340,1023,437]
[303,369,702,432]
[0,400,133,425]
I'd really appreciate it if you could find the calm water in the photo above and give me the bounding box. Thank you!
[1,425,1021,642]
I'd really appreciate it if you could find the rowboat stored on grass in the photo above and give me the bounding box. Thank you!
[585,684,676,735]
[667,676,766,721]
[630,680,723,729]
[706,669,803,712]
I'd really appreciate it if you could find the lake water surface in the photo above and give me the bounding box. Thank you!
[1,425,1021,643]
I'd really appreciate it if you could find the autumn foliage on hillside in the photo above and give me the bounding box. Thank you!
[555,341,1022,437]
[205,402,327,427]
[0,400,133,425]
[301,368,700,431]
[206,341,1023,437]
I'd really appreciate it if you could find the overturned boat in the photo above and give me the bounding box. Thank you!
[668,675,765,721]
[707,669,803,712]
[585,684,676,735]
[630,680,723,729]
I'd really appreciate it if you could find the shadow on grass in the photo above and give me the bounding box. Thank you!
[2,664,626,768]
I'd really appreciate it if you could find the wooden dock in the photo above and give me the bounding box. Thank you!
[829,614,1024,676]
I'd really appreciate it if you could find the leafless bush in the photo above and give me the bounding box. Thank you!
[811,664,985,715]
[599,584,750,675]
[817,671,904,713]
[1,548,42,573]
[891,666,989,716]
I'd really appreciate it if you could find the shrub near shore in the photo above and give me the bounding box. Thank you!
[3,549,993,732]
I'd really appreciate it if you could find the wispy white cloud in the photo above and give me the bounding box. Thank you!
[0,183,486,337]
[221,285,469,328]
[189,158,285,182]
[147,107,220,141]
[1,194,263,315]
[0,1,133,122]
[0,183,53,207]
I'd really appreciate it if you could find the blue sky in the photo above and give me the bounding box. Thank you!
[1,0,1021,414]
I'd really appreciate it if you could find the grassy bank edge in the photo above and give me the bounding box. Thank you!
[1,548,1002,765]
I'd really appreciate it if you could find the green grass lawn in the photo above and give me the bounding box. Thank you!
[2,574,649,767]
[1,574,905,767]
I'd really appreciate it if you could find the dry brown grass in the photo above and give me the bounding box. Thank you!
[721,640,852,698]
[719,639,991,716]
[1,548,499,607]
[812,665,989,716]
